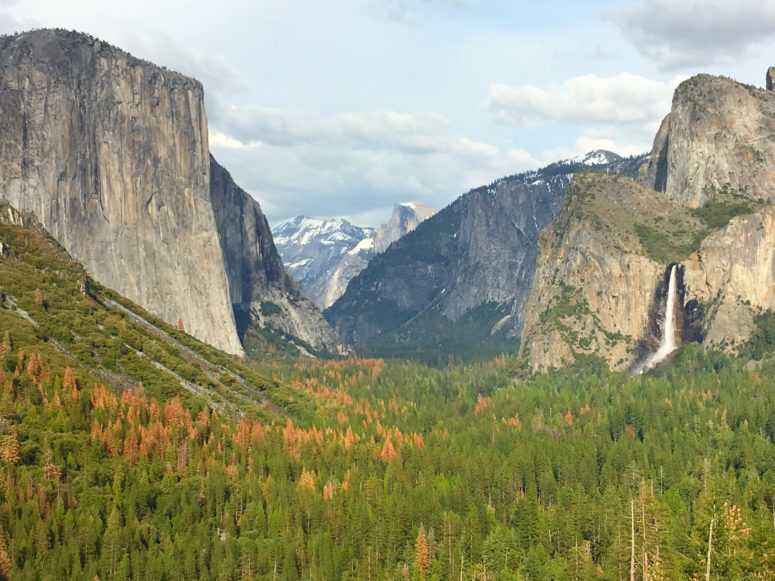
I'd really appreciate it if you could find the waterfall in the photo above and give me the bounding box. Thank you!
[638,264,680,374]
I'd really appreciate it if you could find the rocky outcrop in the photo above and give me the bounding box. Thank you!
[327,151,646,356]
[641,74,775,207]
[374,202,436,253]
[683,204,775,348]
[767,67,775,91]
[210,159,350,355]
[0,29,244,355]
[519,172,707,371]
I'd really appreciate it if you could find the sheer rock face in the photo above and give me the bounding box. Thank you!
[641,74,775,207]
[209,158,350,355]
[683,205,775,347]
[0,29,244,355]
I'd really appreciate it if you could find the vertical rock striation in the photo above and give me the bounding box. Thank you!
[682,205,775,348]
[0,29,244,354]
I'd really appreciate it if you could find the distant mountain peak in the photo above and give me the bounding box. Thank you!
[570,149,623,166]
[375,202,436,252]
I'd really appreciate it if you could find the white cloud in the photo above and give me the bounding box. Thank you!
[213,106,453,153]
[0,8,38,34]
[487,73,678,126]
[486,73,682,166]
[618,0,775,70]
[210,104,534,223]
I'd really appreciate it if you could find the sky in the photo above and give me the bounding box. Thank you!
[2,0,775,226]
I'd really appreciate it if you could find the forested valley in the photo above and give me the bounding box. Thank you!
[2,225,774,581]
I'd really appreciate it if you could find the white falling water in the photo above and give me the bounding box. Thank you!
[638,264,680,374]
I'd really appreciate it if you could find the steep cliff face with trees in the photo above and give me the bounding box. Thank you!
[0,29,343,357]
[519,172,707,371]
[522,73,775,371]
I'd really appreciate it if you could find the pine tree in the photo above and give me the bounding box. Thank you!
[63,367,80,400]
[102,506,124,577]
[414,523,430,576]
[0,433,19,465]
[380,437,398,461]
[0,332,10,361]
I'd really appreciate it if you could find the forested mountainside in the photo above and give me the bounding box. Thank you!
[327,151,645,359]
[2,210,775,579]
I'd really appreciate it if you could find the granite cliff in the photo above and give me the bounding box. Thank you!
[641,73,775,207]
[683,204,775,350]
[373,202,436,253]
[0,29,342,357]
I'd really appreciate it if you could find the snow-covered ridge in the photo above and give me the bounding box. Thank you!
[273,215,372,247]
[570,149,621,166]
[484,149,646,194]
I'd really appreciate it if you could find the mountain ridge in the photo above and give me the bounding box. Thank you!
[326,150,646,357]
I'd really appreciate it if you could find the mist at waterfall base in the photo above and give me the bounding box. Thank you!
[635,265,680,375]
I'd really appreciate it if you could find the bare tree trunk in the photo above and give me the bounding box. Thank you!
[617,523,623,581]
[641,490,649,581]
[447,517,453,581]
[705,518,715,581]
[630,500,636,581]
